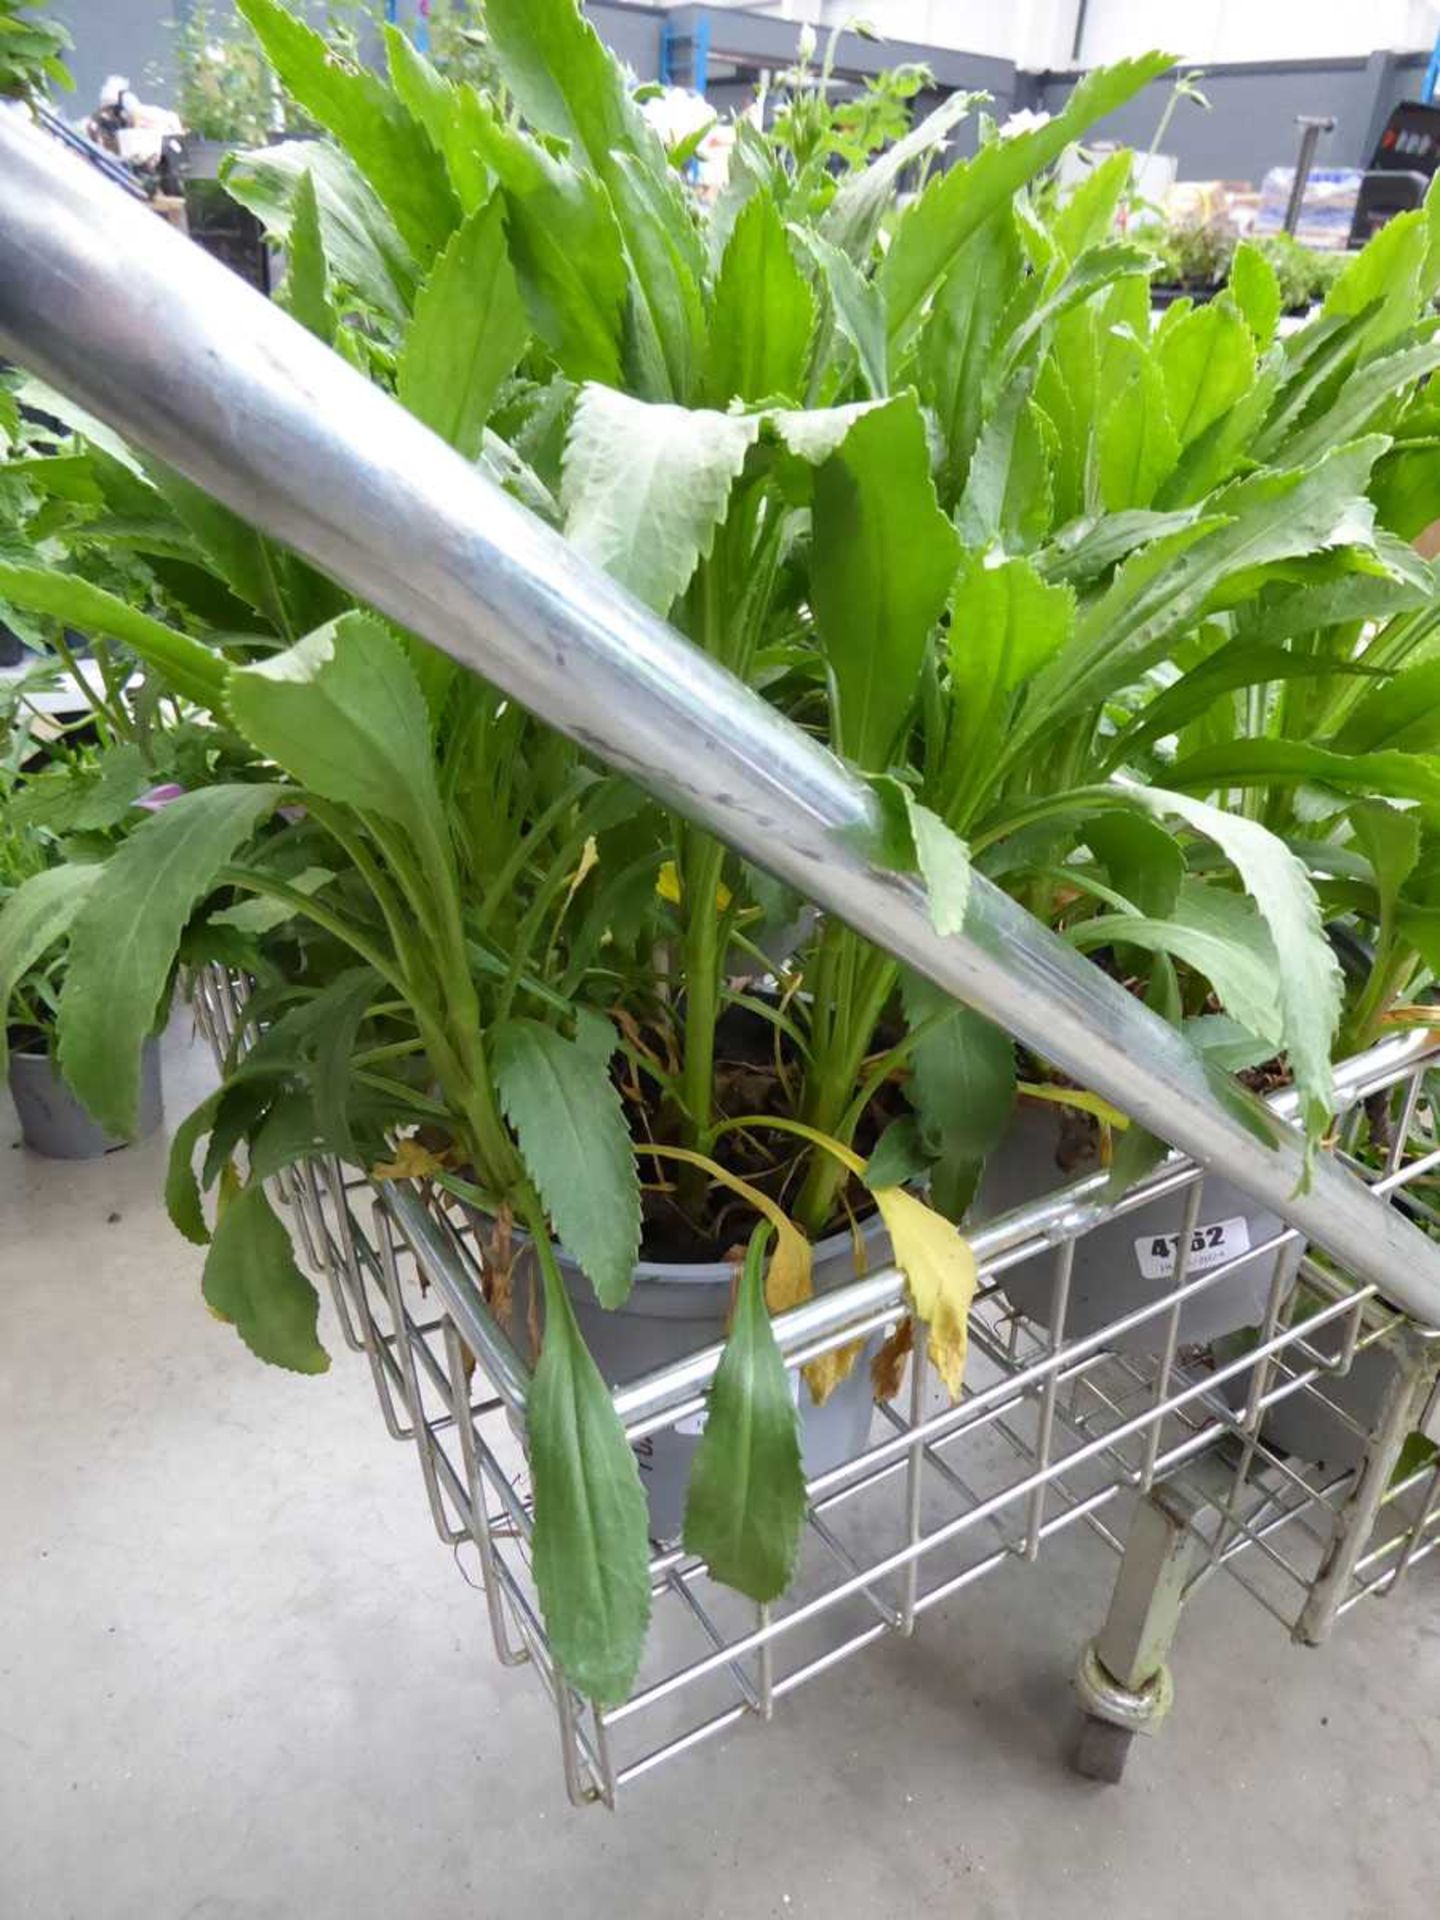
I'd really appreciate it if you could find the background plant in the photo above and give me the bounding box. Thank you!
[0,0,71,102]
[172,0,275,146]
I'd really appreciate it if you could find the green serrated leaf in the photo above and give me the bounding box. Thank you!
[223,139,417,323]
[9,745,149,836]
[210,865,335,935]
[810,393,957,768]
[166,1089,224,1247]
[682,1224,807,1603]
[1230,241,1281,352]
[202,1181,329,1374]
[398,195,528,461]
[1350,802,1422,933]
[864,1116,933,1190]
[906,797,971,937]
[561,385,759,614]
[57,785,280,1137]
[0,864,102,1078]
[249,1085,326,1181]
[705,191,815,407]
[1087,810,1184,918]
[1322,209,1428,355]
[1006,242,1159,376]
[238,0,459,268]
[1335,654,1440,757]
[310,966,381,1162]
[881,52,1174,352]
[1155,299,1256,449]
[901,974,1015,1222]
[1027,438,1388,734]
[1070,880,1285,1052]
[793,225,887,400]
[384,24,490,213]
[0,562,226,711]
[529,1239,650,1703]
[1283,333,1440,471]
[821,86,979,263]
[461,101,629,387]
[917,210,1020,504]
[1052,149,1133,261]
[1097,327,1179,510]
[228,613,443,853]
[279,166,336,344]
[493,1018,640,1308]
[487,0,659,180]
[1169,739,1440,822]
[1123,784,1341,1134]
[1184,1013,1281,1073]
[945,551,1074,817]
[955,379,1053,551]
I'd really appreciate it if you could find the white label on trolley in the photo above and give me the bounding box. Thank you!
[674,1369,802,1438]
[1134,1215,1251,1282]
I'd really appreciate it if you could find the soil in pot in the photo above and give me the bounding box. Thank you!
[7,1035,163,1158]
[974,1102,1285,1355]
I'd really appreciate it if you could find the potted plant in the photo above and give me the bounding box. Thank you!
[170,0,276,175]
[0,708,167,1156]
[6,0,1440,1710]
[1152,221,1346,314]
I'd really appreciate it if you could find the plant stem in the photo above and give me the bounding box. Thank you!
[216,866,407,992]
[680,828,727,1147]
[794,930,897,1234]
[1343,942,1415,1056]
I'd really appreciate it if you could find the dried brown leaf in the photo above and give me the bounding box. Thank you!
[871,1315,914,1402]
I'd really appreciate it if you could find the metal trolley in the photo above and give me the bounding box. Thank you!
[6,110,1440,1810]
[193,969,1440,1805]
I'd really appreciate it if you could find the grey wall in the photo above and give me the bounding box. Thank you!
[1035,51,1434,185]
[53,0,1438,189]
[51,1,668,110]
[590,2,666,81]
[54,0,182,112]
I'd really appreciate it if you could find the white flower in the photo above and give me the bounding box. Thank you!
[998,108,1052,141]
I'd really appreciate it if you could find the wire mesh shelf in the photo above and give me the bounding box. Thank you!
[189,971,1440,1805]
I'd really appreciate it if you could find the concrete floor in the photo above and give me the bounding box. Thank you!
[3,1027,1439,1920]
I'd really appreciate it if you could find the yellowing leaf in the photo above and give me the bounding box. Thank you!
[371,1138,449,1181]
[765,1222,814,1314]
[871,1315,914,1401]
[874,1185,977,1399]
[803,1336,865,1408]
[654,859,732,910]
[1017,1081,1130,1130]
[639,1144,812,1314]
[565,834,600,905]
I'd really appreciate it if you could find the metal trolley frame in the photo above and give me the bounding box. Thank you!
[194,967,1440,1806]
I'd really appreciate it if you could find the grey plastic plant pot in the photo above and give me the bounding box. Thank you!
[525,1214,890,1544]
[7,1038,162,1158]
[976,1104,1284,1355]
[1216,1322,1401,1472]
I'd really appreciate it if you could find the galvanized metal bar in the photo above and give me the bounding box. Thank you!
[1294,1326,1440,1644]
[5,117,1440,1321]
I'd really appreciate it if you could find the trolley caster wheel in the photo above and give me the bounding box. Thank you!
[1072,1713,1136,1783]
